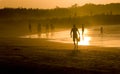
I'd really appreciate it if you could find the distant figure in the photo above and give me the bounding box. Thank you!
[50,24,55,37]
[100,27,103,38]
[100,27,103,35]
[38,24,42,38]
[70,25,80,49]
[82,24,84,40]
[28,23,32,38]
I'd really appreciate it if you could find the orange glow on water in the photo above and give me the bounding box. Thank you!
[78,29,91,45]
[78,37,91,45]
[20,27,120,47]
[20,28,91,46]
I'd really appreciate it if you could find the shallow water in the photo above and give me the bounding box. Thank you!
[21,25,120,47]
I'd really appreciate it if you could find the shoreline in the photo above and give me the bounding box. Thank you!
[0,37,120,48]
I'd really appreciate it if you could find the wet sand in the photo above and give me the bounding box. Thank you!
[0,38,120,74]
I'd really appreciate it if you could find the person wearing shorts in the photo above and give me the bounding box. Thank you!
[70,25,80,48]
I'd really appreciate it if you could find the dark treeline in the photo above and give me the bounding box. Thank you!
[1,3,120,18]
[0,3,120,26]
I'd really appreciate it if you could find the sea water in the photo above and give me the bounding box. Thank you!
[21,25,120,47]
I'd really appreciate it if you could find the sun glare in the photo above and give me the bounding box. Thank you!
[78,37,91,45]
[78,29,91,45]
[20,28,91,46]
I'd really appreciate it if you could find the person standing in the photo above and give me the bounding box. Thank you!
[100,26,104,38]
[70,24,80,49]
[100,27,103,35]
[38,24,42,38]
[50,24,55,37]
[82,24,84,40]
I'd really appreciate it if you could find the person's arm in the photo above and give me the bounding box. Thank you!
[77,28,80,36]
[70,29,73,38]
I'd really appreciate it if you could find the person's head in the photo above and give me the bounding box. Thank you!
[73,24,76,28]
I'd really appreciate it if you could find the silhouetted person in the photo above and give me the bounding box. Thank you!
[100,27,103,35]
[70,25,80,49]
[82,24,84,40]
[38,24,42,38]
[28,23,32,38]
[100,27,103,38]
[50,24,55,37]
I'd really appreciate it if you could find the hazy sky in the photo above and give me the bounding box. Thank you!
[0,0,120,9]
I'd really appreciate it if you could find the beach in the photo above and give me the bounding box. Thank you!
[0,3,120,74]
[0,38,120,74]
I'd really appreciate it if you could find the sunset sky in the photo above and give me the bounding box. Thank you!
[0,0,120,9]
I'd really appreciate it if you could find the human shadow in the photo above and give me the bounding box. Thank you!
[69,48,80,57]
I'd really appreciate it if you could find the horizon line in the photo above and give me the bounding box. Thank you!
[0,2,120,9]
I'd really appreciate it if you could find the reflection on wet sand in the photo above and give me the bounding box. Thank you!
[20,28,91,45]
[20,27,120,47]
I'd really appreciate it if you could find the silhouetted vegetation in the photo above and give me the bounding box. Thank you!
[1,3,120,18]
[0,3,120,31]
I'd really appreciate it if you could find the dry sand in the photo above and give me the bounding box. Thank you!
[0,38,120,74]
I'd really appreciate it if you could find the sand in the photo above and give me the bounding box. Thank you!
[0,38,120,74]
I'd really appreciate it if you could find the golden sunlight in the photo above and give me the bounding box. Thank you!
[78,29,91,45]
[21,28,91,46]
[1,0,120,9]
[78,37,91,45]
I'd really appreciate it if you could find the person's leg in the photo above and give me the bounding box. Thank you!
[73,38,75,45]
[76,38,78,49]
[75,38,78,49]
[74,41,75,45]
[73,37,74,44]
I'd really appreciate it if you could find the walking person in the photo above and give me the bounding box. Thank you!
[70,24,80,49]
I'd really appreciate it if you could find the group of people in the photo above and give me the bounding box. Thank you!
[28,23,55,38]
[29,23,103,49]
[70,24,103,49]
[29,23,84,49]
